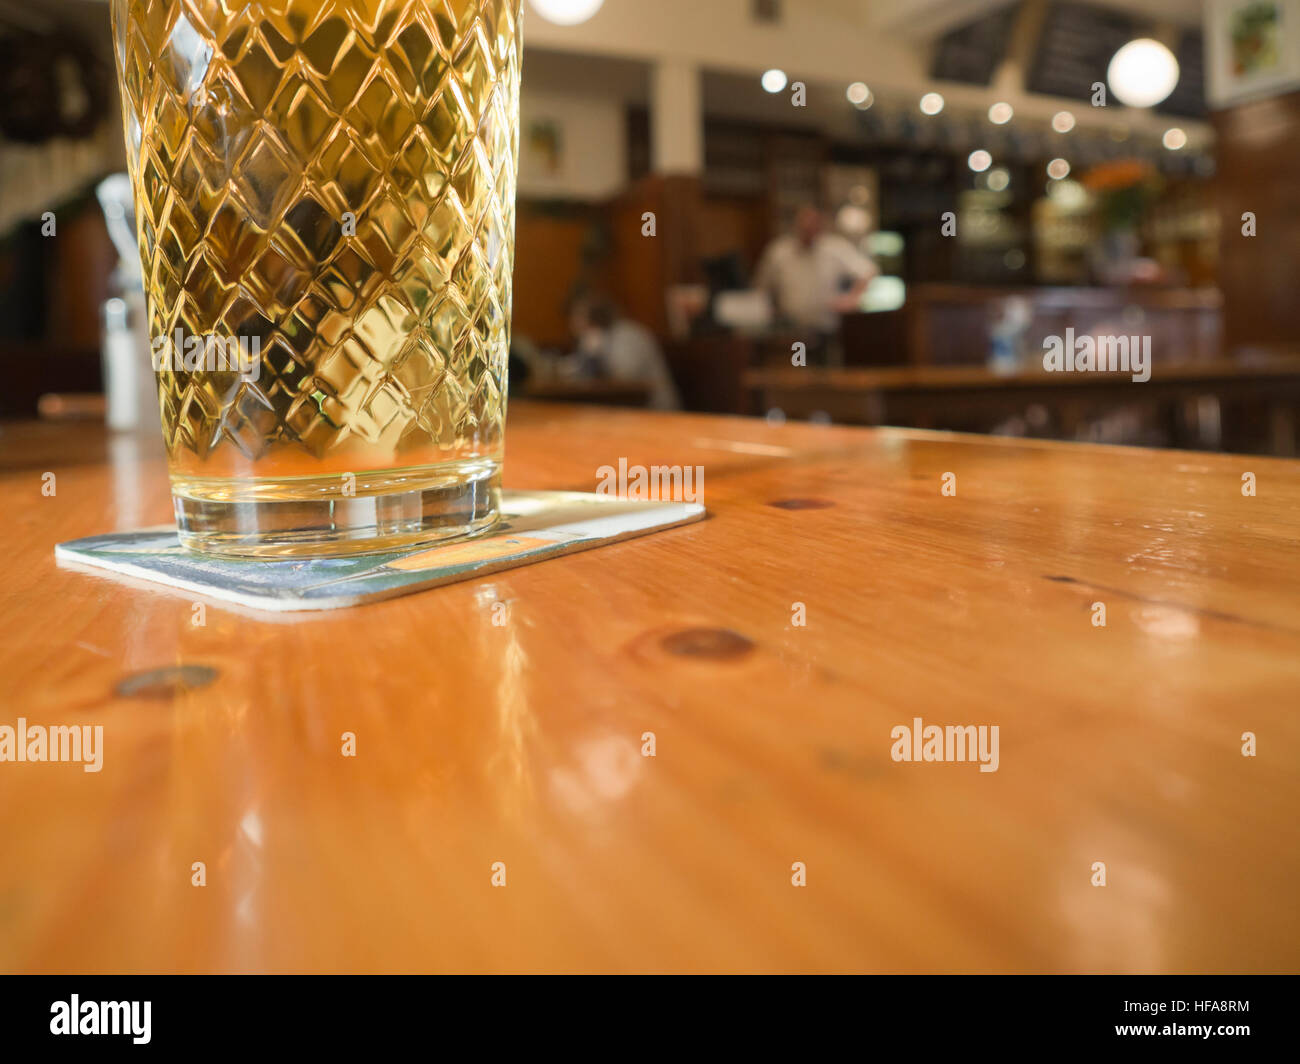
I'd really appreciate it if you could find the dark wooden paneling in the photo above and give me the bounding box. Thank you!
[44,200,115,352]
[513,207,593,349]
[1211,89,1300,354]
[607,175,706,337]
[0,343,102,418]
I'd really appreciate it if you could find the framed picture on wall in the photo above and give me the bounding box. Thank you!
[524,119,564,176]
[1207,0,1300,105]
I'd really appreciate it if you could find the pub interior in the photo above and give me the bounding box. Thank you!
[1,0,1298,987]
[3,0,1299,453]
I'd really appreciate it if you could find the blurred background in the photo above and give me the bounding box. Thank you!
[2,0,1299,453]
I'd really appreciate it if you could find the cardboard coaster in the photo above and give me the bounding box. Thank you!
[55,491,705,613]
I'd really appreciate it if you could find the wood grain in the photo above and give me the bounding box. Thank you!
[0,403,1297,973]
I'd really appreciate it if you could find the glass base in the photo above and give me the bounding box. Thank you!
[171,459,501,558]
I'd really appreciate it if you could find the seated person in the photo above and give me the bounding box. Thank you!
[568,294,681,411]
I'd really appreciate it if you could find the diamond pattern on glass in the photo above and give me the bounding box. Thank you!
[112,0,520,474]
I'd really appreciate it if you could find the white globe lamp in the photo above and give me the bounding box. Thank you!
[530,0,605,27]
[1107,38,1180,109]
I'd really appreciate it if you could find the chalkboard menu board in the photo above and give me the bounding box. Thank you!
[1160,29,1206,118]
[930,4,1020,86]
[1026,1,1137,102]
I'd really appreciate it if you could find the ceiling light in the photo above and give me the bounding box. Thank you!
[988,102,1013,124]
[847,82,873,109]
[529,0,605,26]
[761,69,788,94]
[968,150,992,173]
[1108,38,1180,108]
[1163,127,1187,150]
[920,92,945,115]
[1047,158,1071,179]
[1052,110,1075,133]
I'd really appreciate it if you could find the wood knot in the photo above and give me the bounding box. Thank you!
[116,665,219,699]
[659,628,755,661]
[767,498,835,510]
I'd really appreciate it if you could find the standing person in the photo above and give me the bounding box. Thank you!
[568,294,682,411]
[754,206,877,361]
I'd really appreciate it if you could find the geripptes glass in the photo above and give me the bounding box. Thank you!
[111,0,522,555]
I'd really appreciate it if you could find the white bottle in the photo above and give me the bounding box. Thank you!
[101,290,156,433]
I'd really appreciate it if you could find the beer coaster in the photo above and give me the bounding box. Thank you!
[55,491,705,613]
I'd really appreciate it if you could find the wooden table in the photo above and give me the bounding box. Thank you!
[746,358,1300,453]
[1,404,1297,973]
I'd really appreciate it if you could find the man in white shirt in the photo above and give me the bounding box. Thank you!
[755,206,877,335]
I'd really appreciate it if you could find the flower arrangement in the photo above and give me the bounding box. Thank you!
[1079,159,1164,232]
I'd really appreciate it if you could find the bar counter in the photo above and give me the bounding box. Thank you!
[1,403,1297,973]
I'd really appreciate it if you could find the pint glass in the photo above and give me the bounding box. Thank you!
[111,0,522,555]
